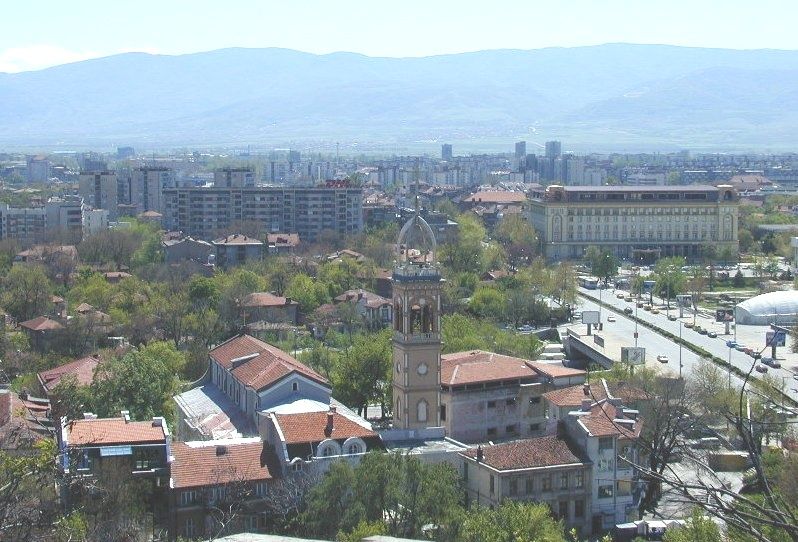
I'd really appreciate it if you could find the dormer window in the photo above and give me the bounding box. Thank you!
[292,382,298,392]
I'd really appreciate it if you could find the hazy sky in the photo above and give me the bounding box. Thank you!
[2,0,797,72]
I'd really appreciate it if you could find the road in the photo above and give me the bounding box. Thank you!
[574,287,798,404]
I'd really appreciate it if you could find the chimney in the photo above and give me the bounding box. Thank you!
[121,410,130,423]
[581,399,592,412]
[326,405,336,435]
[83,412,97,420]
[583,383,590,397]
[476,445,483,463]
[216,445,228,456]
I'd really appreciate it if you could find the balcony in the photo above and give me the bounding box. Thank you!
[394,331,440,343]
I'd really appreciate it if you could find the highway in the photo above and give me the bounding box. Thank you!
[573,288,798,404]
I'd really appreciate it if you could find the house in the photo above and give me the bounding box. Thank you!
[326,249,365,263]
[168,438,277,539]
[266,233,300,255]
[51,295,67,319]
[333,288,392,329]
[460,435,591,536]
[37,354,101,399]
[163,236,213,265]
[439,351,586,443]
[545,380,644,532]
[263,402,382,475]
[213,234,264,268]
[0,387,51,451]
[19,316,64,351]
[15,244,79,264]
[356,267,393,299]
[137,210,163,226]
[103,271,132,283]
[240,292,299,325]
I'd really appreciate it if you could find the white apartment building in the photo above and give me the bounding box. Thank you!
[528,185,739,262]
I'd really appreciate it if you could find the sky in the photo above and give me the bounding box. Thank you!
[2,0,798,73]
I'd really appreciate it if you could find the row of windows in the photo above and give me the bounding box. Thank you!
[566,206,715,216]
[489,470,585,496]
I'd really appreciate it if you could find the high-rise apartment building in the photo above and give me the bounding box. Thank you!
[162,184,363,242]
[213,167,255,188]
[78,171,118,219]
[515,141,527,161]
[131,167,175,214]
[26,156,50,183]
[545,140,562,160]
[441,144,453,162]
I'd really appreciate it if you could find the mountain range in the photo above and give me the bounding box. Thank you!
[2,43,798,151]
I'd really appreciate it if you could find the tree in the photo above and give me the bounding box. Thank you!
[331,329,392,416]
[1,264,53,321]
[494,214,538,268]
[585,247,619,285]
[663,508,722,542]
[456,501,567,542]
[439,213,486,273]
[653,256,686,307]
[468,285,507,320]
[285,273,328,314]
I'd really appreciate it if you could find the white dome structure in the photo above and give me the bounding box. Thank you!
[735,290,798,326]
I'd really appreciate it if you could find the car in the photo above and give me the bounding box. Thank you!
[607,315,616,322]
[657,355,669,363]
[756,364,769,374]
[735,344,747,352]
[624,307,633,315]
[637,302,645,308]
[761,357,781,368]
[668,314,677,321]
[644,304,652,311]
[697,328,708,335]
[693,326,702,333]
[517,324,533,333]
[743,347,754,356]
[625,296,633,302]
[726,340,737,348]
[651,308,660,314]
[573,312,582,320]
[616,292,625,299]
[684,322,694,328]
[707,331,717,338]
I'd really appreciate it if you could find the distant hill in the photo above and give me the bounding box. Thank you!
[2,44,798,151]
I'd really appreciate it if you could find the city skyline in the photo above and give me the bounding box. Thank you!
[3,0,798,73]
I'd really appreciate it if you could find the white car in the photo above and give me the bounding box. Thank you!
[607,315,616,322]
[657,355,669,364]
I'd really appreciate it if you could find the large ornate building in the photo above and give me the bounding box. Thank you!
[527,184,739,262]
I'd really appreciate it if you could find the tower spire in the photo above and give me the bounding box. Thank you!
[414,159,420,219]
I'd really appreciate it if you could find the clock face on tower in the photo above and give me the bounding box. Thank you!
[417,362,428,376]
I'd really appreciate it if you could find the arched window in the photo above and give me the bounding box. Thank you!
[396,398,402,420]
[417,399,428,423]
[343,437,366,455]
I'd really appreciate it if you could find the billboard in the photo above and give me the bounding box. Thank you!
[766,330,786,347]
[621,346,646,366]
[715,308,734,322]
[642,280,656,294]
[581,310,600,325]
[676,294,693,308]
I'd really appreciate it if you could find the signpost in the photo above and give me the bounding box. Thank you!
[582,310,600,335]
[716,307,734,335]
[676,294,693,319]
[621,346,646,366]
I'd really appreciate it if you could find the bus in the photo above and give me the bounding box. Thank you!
[579,276,599,289]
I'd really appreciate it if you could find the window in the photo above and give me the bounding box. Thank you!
[292,382,298,392]
[180,490,198,507]
[505,424,517,435]
[541,475,552,491]
[509,478,518,496]
[525,477,533,494]
[617,480,632,496]
[243,515,259,531]
[417,400,428,423]
[598,458,613,472]
[489,475,495,494]
[506,398,517,406]
[574,471,584,488]
[440,404,446,421]
[292,461,303,473]
[599,437,614,451]
[560,472,568,489]
[347,443,362,455]
[487,427,497,437]
[575,499,585,518]
[184,517,196,538]
[255,482,268,498]
[77,451,92,471]
[598,484,614,499]
[529,423,540,433]
[487,400,496,408]
[133,448,160,471]
[558,501,568,519]
[529,396,541,405]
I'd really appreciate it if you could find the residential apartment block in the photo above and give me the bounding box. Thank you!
[162,184,363,242]
[0,196,85,246]
[528,185,739,262]
[79,171,118,219]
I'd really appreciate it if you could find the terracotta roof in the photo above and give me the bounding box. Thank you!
[212,234,263,246]
[543,380,648,408]
[464,191,527,204]
[210,335,328,392]
[266,233,300,247]
[66,416,167,446]
[38,355,101,393]
[0,390,50,449]
[441,351,584,386]
[171,440,276,489]
[51,295,65,304]
[578,400,643,439]
[461,435,588,470]
[241,292,297,308]
[334,289,390,308]
[103,271,132,279]
[138,210,163,218]
[441,351,539,386]
[20,316,64,331]
[75,302,95,314]
[273,409,376,445]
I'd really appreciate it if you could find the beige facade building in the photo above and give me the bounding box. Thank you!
[528,185,739,262]
[79,171,118,219]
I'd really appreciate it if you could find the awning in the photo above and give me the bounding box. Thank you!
[100,445,133,457]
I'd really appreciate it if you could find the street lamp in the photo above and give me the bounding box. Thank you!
[679,322,683,379]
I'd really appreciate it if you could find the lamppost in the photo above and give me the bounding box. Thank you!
[679,322,683,379]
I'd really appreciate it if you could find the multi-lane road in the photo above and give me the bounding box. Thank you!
[574,287,798,404]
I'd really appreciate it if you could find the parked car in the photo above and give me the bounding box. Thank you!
[657,355,669,363]
[668,314,677,321]
[517,324,533,333]
[684,322,694,328]
[726,340,737,348]
[607,315,616,322]
[707,331,717,338]
[625,296,633,302]
[616,292,625,299]
[756,364,769,373]
[644,304,652,311]
[697,328,708,335]
[761,357,781,368]
[624,307,633,315]
[651,308,660,314]
[743,347,754,356]
[734,344,747,352]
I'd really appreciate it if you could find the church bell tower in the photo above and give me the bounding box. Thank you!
[392,181,442,430]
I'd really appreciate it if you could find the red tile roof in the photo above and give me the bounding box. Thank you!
[334,289,390,309]
[543,380,648,408]
[20,316,64,331]
[171,440,276,489]
[210,335,328,392]
[578,401,642,439]
[38,354,101,393]
[441,351,585,386]
[464,191,527,204]
[266,233,300,247]
[241,292,297,308]
[75,302,95,314]
[461,435,588,470]
[273,410,376,445]
[212,234,263,246]
[66,416,167,446]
